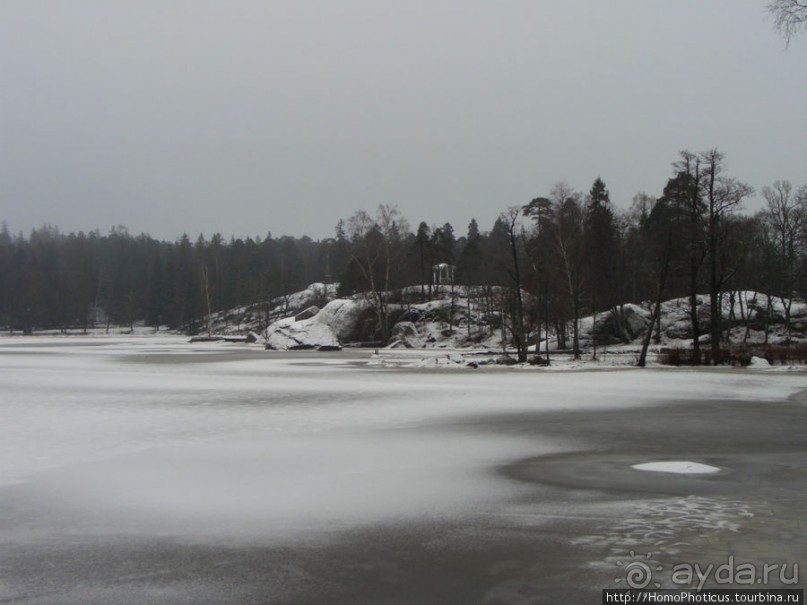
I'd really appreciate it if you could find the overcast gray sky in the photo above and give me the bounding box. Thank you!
[1,1,805,241]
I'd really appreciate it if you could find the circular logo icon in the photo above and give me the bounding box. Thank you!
[624,561,653,589]
[615,551,663,589]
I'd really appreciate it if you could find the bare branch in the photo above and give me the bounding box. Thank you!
[768,0,807,46]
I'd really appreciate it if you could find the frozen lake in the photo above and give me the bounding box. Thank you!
[0,337,805,603]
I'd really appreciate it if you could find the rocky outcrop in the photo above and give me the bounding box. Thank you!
[386,321,423,349]
[262,297,377,350]
[294,306,320,321]
[264,316,341,351]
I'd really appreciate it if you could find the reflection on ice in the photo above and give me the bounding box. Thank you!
[44,431,539,540]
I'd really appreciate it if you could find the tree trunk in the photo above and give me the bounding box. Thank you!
[509,230,527,362]
[466,285,472,338]
[200,264,213,337]
[781,295,793,341]
[543,285,551,365]
[638,301,661,367]
[638,245,670,367]
[687,155,702,365]
[689,283,701,365]
[743,292,755,344]
[709,214,721,364]
[557,322,566,350]
[726,291,735,344]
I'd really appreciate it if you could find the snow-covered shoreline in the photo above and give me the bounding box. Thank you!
[2,332,805,375]
[9,282,805,368]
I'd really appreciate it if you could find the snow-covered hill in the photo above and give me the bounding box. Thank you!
[206,283,806,355]
[204,283,338,336]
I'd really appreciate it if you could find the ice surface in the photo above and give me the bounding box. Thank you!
[0,336,804,544]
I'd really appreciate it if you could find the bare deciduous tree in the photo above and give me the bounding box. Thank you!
[549,183,586,359]
[700,149,753,362]
[345,205,409,342]
[500,206,528,362]
[768,0,807,46]
[761,180,806,335]
[672,151,706,365]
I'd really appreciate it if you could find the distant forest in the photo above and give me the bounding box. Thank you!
[2,150,806,355]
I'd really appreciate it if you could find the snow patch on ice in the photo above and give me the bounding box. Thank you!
[631,461,721,475]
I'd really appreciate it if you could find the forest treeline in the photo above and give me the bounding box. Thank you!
[2,150,806,361]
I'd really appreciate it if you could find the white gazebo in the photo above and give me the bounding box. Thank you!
[432,263,455,288]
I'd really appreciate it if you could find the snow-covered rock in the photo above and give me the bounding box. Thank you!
[206,283,338,336]
[316,298,374,342]
[263,297,378,350]
[749,356,771,368]
[387,321,423,349]
[294,306,320,321]
[212,282,804,357]
[275,283,337,314]
[592,304,650,343]
[264,316,340,351]
[622,304,652,338]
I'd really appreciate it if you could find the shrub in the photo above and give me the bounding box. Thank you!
[659,343,807,366]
